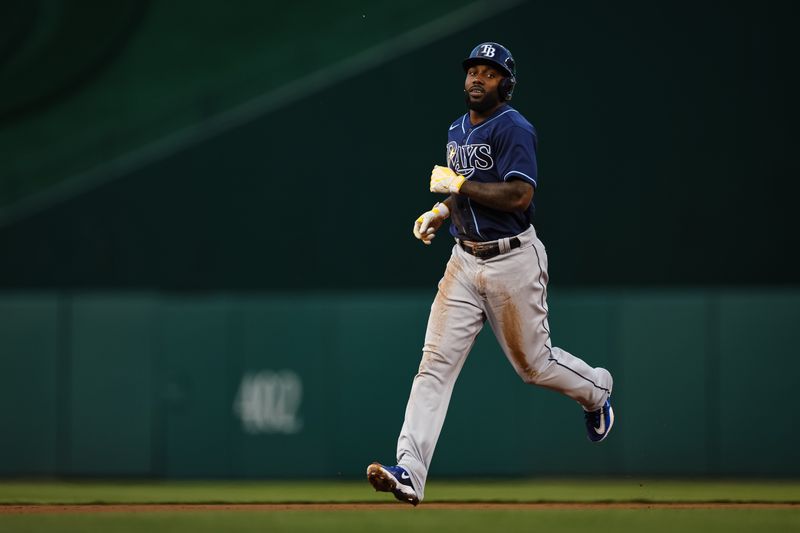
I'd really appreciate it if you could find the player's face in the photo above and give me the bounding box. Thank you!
[465,63,503,112]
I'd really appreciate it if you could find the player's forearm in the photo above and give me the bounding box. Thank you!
[457,180,533,212]
[443,195,456,213]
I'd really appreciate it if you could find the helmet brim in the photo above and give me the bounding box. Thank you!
[462,57,514,79]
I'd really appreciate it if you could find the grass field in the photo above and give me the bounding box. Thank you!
[1,478,798,532]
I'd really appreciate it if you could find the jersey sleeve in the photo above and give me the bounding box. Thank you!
[495,125,538,188]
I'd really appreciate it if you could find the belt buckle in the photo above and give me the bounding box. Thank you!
[472,242,497,259]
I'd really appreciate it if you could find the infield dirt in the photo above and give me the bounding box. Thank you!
[2,502,798,514]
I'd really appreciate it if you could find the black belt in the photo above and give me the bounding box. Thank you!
[459,237,521,259]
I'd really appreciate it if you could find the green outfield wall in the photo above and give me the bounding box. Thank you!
[1,0,798,481]
[1,288,797,478]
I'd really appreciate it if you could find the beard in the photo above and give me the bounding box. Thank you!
[464,88,501,112]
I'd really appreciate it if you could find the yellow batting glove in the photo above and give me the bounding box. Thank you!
[430,165,466,194]
[413,202,450,245]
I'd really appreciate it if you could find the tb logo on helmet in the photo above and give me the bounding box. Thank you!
[479,44,496,57]
[463,42,517,101]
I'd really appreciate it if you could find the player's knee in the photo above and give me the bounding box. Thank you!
[416,349,453,375]
[518,365,542,385]
[512,347,550,384]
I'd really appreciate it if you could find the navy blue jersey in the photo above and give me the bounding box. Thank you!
[446,104,538,241]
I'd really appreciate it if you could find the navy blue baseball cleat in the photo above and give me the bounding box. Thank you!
[584,398,614,442]
[366,462,419,506]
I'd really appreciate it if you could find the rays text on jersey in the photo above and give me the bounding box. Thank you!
[446,141,494,179]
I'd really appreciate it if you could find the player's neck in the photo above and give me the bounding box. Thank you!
[469,102,506,125]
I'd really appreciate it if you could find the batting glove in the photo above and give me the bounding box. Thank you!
[413,202,450,245]
[430,165,466,194]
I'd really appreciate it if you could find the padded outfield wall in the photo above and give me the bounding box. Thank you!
[0,2,798,479]
[1,289,797,478]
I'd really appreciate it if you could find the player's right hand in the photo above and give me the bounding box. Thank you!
[413,202,450,245]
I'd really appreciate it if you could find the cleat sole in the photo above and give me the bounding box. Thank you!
[366,462,419,506]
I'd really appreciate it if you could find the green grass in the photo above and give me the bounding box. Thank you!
[0,478,799,504]
[1,510,799,533]
[1,479,798,533]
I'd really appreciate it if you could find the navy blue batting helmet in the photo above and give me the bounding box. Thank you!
[462,42,516,100]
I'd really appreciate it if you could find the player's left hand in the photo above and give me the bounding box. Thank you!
[430,165,466,194]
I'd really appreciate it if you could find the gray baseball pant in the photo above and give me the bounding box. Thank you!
[396,224,613,502]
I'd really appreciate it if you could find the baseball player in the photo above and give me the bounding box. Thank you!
[366,42,615,506]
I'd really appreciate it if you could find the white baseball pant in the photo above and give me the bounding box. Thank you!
[396,224,613,501]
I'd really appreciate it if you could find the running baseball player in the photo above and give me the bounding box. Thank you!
[367,42,615,506]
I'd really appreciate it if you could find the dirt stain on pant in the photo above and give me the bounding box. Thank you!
[427,256,463,344]
[500,296,538,382]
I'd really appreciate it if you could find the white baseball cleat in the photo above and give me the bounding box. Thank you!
[366,462,419,506]
[584,397,615,443]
